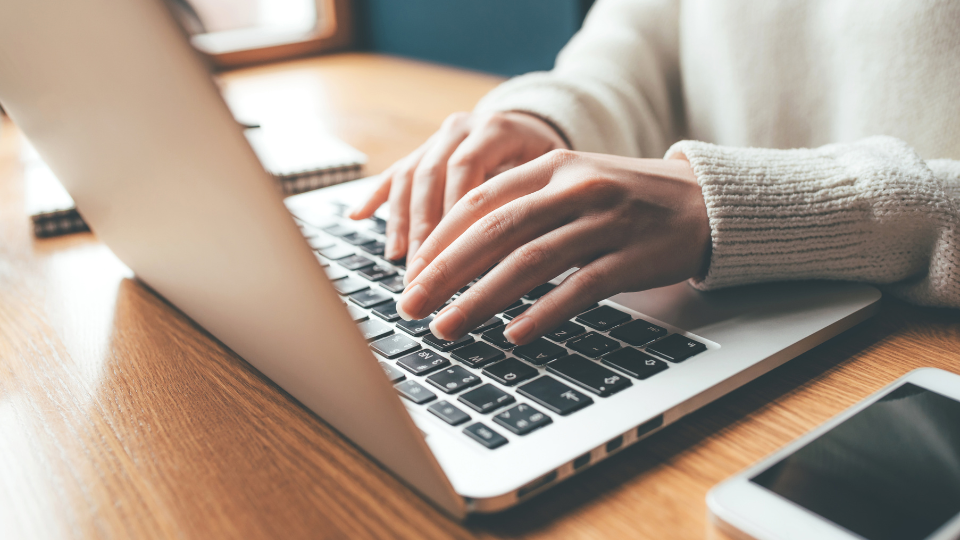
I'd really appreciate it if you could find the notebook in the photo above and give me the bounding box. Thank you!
[25,121,366,237]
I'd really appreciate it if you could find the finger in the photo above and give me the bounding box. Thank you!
[385,166,414,260]
[443,122,521,214]
[407,128,470,261]
[503,253,627,345]
[404,150,572,283]
[397,187,575,321]
[428,223,609,340]
[349,173,392,220]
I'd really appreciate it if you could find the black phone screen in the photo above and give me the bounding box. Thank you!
[751,383,960,540]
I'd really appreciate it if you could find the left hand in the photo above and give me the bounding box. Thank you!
[395,149,711,346]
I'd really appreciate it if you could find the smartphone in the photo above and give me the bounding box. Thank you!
[708,368,960,540]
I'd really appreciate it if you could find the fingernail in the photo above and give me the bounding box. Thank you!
[397,283,427,320]
[408,241,421,262]
[348,207,363,219]
[430,305,465,340]
[504,317,535,345]
[404,257,427,285]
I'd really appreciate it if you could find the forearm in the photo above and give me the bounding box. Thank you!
[474,0,682,158]
[670,136,960,308]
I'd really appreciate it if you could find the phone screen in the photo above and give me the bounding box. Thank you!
[751,383,960,540]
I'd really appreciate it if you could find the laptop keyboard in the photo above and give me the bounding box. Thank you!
[296,209,707,451]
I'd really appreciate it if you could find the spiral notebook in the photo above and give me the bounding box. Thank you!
[26,122,366,238]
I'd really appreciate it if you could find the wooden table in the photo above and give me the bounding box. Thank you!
[1,53,958,540]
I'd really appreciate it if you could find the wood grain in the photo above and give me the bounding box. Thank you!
[1,53,958,540]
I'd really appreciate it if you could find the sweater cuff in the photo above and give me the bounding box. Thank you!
[473,73,606,154]
[665,137,942,291]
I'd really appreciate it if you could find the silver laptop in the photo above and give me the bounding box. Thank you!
[0,0,881,517]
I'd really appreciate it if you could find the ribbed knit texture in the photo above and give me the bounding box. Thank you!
[667,138,960,307]
[475,0,960,307]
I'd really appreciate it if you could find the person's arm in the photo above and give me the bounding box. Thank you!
[396,136,960,346]
[474,0,683,158]
[350,0,683,262]
[670,136,960,307]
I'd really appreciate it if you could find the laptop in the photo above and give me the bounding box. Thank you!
[0,0,881,518]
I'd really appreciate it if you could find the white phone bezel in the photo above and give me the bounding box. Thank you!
[707,367,960,540]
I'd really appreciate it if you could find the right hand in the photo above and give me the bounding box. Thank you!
[348,111,569,262]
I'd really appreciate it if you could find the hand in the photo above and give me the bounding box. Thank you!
[395,149,711,346]
[348,111,568,261]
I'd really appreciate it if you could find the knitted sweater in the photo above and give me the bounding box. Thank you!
[474,0,960,307]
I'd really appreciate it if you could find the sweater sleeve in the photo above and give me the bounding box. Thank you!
[473,0,682,159]
[666,137,960,308]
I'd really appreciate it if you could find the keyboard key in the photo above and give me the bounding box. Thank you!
[646,334,707,362]
[470,316,504,334]
[601,348,669,379]
[317,245,353,260]
[502,303,530,320]
[341,232,375,245]
[324,266,348,281]
[567,332,621,358]
[314,253,331,268]
[307,235,336,250]
[346,304,369,322]
[518,376,594,416]
[578,303,600,314]
[396,316,434,337]
[513,338,566,365]
[370,333,421,359]
[378,275,406,294]
[481,326,515,350]
[322,224,354,237]
[338,254,376,271]
[544,321,586,343]
[546,354,632,397]
[458,384,516,414]
[349,289,392,308]
[379,361,406,383]
[385,257,406,270]
[367,217,387,234]
[357,264,397,281]
[359,240,386,256]
[451,342,505,368]
[463,423,508,449]
[423,332,474,351]
[397,349,450,375]
[333,277,369,295]
[523,283,556,300]
[395,380,436,404]
[493,403,552,435]
[372,301,401,322]
[358,319,393,341]
[482,358,538,386]
[609,319,667,346]
[427,401,470,426]
[576,305,631,331]
[426,365,481,394]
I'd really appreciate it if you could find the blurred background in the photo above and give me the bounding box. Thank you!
[185,0,595,75]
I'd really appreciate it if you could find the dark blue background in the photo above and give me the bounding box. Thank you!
[354,0,594,76]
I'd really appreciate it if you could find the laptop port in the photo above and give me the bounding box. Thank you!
[518,470,558,499]
[605,435,623,453]
[636,415,664,439]
[573,452,591,470]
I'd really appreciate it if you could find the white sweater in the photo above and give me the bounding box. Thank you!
[474,0,960,307]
